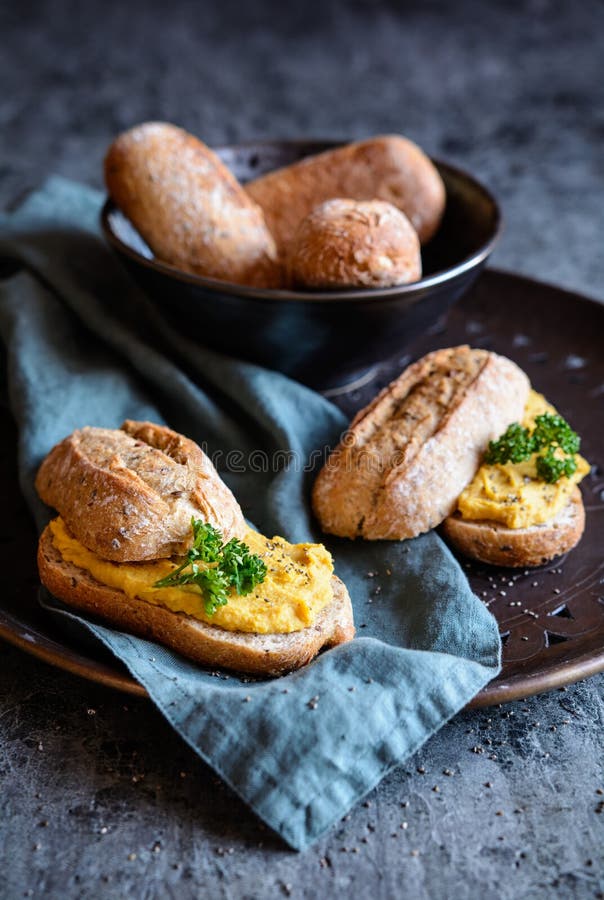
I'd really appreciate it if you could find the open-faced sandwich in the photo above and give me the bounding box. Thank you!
[35,421,354,674]
[313,346,589,567]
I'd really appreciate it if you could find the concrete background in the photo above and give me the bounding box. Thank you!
[1,0,603,897]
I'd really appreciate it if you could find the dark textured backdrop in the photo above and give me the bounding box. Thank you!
[1,1,603,897]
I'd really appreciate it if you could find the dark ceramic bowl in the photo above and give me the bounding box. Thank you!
[101,140,501,390]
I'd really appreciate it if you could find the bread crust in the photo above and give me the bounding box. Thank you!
[312,347,531,540]
[35,421,247,562]
[104,122,281,287]
[37,526,355,676]
[289,199,421,289]
[441,487,585,567]
[246,135,446,252]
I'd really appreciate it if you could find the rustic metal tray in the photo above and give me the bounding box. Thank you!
[1,269,603,706]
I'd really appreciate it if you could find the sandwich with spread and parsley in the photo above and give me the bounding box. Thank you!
[313,346,589,567]
[35,421,354,674]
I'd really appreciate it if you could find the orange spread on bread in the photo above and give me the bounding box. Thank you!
[49,518,334,634]
[457,391,589,529]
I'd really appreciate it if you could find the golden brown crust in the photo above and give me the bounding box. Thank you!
[104,122,281,287]
[37,526,355,676]
[288,199,421,289]
[246,135,446,253]
[441,487,585,568]
[312,347,531,540]
[35,421,247,562]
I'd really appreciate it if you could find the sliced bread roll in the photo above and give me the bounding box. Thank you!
[38,526,355,676]
[441,487,585,568]
[313,346,530,540]
[35,421,247,562]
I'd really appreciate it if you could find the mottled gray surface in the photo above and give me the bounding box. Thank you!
[1,0,603,897]
[2,646,603,899]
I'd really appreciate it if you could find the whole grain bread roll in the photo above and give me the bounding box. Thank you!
[312,346,530,540]
[246,135,446,253]
[441,487,585,568]
[289,198,422,289]
[35,421,247,562]
[37,526,355,675]
[104,122,281,287]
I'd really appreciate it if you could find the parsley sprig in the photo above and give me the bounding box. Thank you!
[154,520,267,616]
[484,412,580,484]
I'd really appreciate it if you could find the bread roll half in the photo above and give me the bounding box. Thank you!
[441,487,585,568]
[313,347,530,540]
[38,526,355,675]
[35,421,247,562]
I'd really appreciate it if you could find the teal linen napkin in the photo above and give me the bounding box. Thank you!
[0,177,501,850]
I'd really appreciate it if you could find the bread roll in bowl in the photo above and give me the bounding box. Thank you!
[289,199,422,290]
[246,135,446,251]
[104,122,281,288]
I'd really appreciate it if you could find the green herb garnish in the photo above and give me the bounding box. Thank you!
[531,413,580,456]
[483,422,535,464]
[535,446,578,483]
[154,520,267,616]
[483,412,580,484]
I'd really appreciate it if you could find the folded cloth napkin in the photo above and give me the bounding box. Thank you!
[0,177,501,851]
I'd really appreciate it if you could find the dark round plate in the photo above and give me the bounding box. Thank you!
[1,269,603,707]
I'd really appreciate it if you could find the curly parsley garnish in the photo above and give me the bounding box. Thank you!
[154,520,267,616]
[484,412,580,484]
[483,422,535,464]
[531,413,580,456]
[535,446,578,483]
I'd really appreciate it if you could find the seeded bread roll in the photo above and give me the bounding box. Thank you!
[246,135,446,255]
[104,122,281,287]
[38,526,355,676]
[289,199,422,289]
[441,487,585,568]
[35,421,247,562]
[312,346,530,540]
